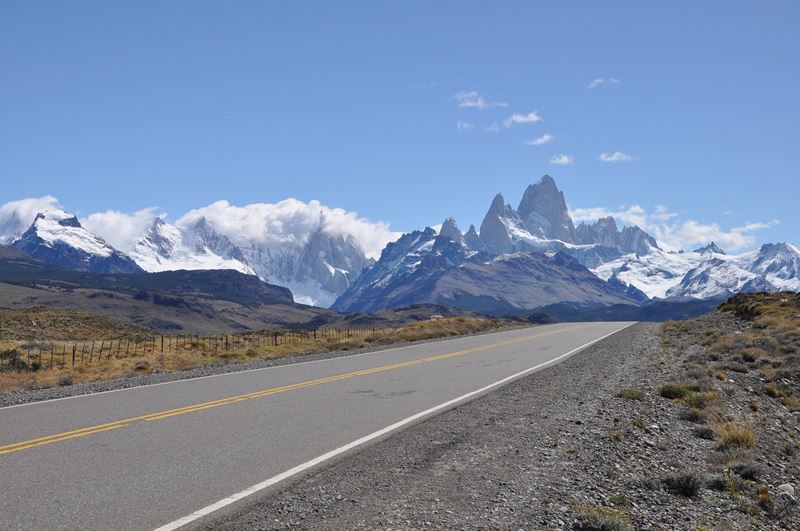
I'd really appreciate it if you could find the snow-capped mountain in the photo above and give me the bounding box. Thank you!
[159,215,373,307]
[334,175,800,312]
[2,176,796,311]
[0,211,27,245]
[594,242,800,300]
[129,217,254,276]
[333,176,673,313]
[474,176,659,268]
[120,213,377,307]
[12,210,143,273]
[0,197,393,307]
[332,220,638,313]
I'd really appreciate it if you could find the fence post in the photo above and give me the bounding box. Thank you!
[71,345,76,367]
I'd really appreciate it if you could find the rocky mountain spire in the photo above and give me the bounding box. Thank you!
[478,193,516,254]
[438,217,464,244]
[516,175,577,242]
[463,224,484,251]
[576,216,620,248]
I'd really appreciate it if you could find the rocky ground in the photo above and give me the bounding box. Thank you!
[200,306,799,530]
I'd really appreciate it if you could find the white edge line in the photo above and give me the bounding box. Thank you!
[0,323,568,411]
[153,322,636,531]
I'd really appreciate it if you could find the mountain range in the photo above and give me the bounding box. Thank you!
[333,175,800,313]
[1,175,798,315]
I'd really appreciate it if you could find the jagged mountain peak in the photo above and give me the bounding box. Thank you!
[595,216,619,232]
[150,216,167,228]
[516,175,577,242]
[693,242,726,255]
[463,224,484,252]
[130,216,255,279]
[439,217,464,244]
[12,209,142,273]
[488,193,507,214]
[138,216,181,258]
[34,209,82,228]
[619,225,659,255]
[479,194,518,254]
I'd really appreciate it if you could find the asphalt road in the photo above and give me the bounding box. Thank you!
[0,322,632,530]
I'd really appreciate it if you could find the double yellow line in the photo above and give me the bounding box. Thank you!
[0,327,572,457]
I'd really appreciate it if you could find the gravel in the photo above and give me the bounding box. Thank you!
[196,321,798,530]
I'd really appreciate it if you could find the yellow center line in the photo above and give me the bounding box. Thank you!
[0,326,575,456]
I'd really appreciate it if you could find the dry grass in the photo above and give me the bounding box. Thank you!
[572,504,632,531]
[0,317,513,394]
[608,430,625,442]
[0,306,153,341]
[757,485,773,512]
[616,389,645,401]
[780,395,800,412]
[713,420,757,451]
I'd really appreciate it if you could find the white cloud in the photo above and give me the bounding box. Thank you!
[570,204,779,251]
[503,111,541,127]
[0,196,61,243]
[486,111,543,132]
[177,198,400,260]
[598,151,634,162]
[588,77,620,89]
[3,195,401,262]
[525,133,554,146]
[550,154,574,166]
[453,91,508,110]
[456,121,474,132]
[81,207,161,253]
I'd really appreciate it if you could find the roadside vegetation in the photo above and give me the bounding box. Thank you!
[0,312,514,394]
[557,292,799,528]
[0,305,153,340]
[631,292,798,524]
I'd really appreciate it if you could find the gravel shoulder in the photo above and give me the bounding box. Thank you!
[198,321,799,530]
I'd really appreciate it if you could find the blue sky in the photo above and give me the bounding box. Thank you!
[1,1,797,251]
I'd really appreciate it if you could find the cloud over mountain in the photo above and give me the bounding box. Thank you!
[82,208,161,253]
[571,204,779,251]
[0,195,61,244]
[176,198,399,260]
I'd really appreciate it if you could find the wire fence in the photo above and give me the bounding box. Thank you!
[0,326,389,373]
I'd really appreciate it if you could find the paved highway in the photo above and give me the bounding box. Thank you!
[0,322,632,530]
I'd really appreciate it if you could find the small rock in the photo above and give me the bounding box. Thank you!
[778,483,795,496]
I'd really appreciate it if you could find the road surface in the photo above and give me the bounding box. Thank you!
[0,322,632,530]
